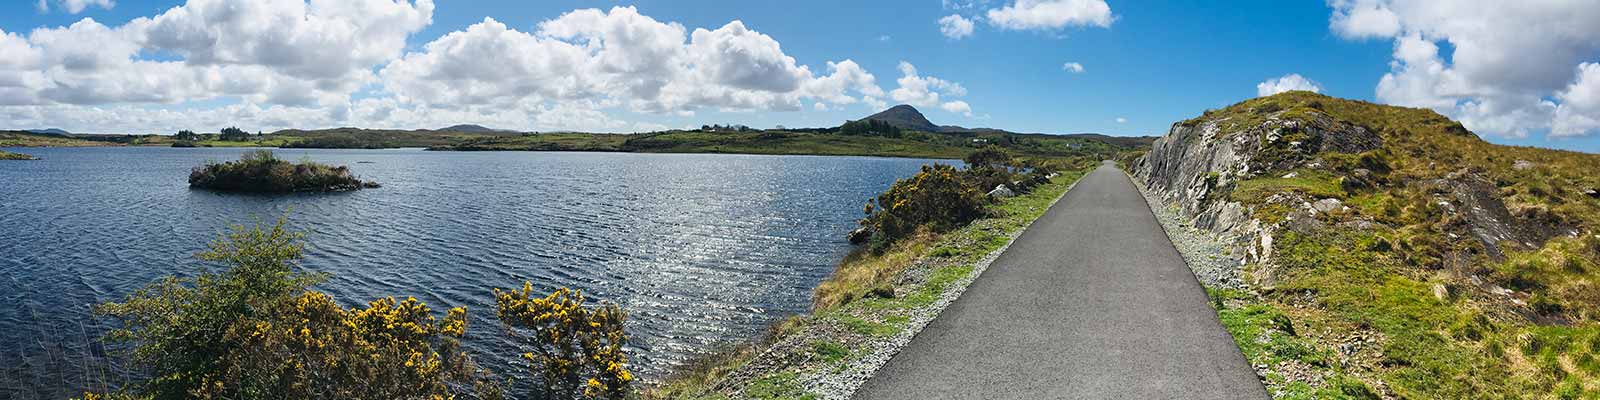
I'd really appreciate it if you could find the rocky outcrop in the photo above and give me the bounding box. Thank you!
[1134,110,1380,271]
[1134,98,1566,288]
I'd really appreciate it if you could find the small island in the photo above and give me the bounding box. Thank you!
[0,150,38,160]
[189,150,378,193]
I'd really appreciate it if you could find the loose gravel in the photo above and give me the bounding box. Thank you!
[1131,174,1249,291]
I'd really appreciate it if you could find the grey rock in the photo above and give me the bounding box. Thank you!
[987,184,1015,198]
[1312,198,1343,213]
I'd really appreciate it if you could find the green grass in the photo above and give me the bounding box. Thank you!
[810,340,851,364]
[1229,169,1346,204]
[745,372,818,400]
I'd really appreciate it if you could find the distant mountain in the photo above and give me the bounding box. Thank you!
[437,124,508,133]
[854,105,1157,148]
[28,128,70,136]
[861,105,942,132]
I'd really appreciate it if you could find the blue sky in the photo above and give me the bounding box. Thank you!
[3,0,1600,151]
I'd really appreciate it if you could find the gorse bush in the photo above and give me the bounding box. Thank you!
[189,150,376,193]
[495,284,633,400]
[859,164,988,249]
[92,219,637,400]
[95,219,492,399]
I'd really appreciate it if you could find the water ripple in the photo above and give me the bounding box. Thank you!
[0,147,953,398]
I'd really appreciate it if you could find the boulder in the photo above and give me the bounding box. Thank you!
[987,185,1015,199]
[1311,198,1343,214]
[847,226,872,244]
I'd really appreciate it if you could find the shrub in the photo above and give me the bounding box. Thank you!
[189,150,377,193]
[95,219,492,399]
[859,164,987,249]
[495,284,633,399]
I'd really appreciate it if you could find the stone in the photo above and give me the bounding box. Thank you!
[987,184,1015,198]
[847,227,872,244]
[1312,198,1343,213]
[1513,160,1535,171]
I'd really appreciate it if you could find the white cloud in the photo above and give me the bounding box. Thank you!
[1115,117,1127,123]
[1327,0,1399,39]
[381,7,887,118]
[878,34,891,42]
[0,3,942,133]
[1256,73,1322,97]
[986,0,1113,32]
[1062,62,1084,73]
[889,61,968,108]
[1328,0,1600,138]
[941,100,973,117]
[1553,63,1600,138]
[38,0,114,14]
[0,0,435,109]
[939,14,975,39]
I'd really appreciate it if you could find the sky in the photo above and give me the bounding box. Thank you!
[3,0,1600,151]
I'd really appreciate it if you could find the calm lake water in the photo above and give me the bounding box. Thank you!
[0,146,952,397]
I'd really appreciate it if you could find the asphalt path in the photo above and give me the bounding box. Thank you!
[854,162,1268,400]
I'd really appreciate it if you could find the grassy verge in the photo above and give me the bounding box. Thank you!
[650,169,1086,399]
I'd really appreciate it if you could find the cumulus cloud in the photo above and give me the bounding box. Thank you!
[1327,0,1600,138]
[941,100,973,117]
[1,3,918,133]
[380,7,888,118]
[1553,63,1600,138]
[986,0,1113,32]
[0,0,435,109]
[939,14,975,39]
[1115,117,1127,123]
[1062,62,1084,73]
[888,61,972,116]
[1257,73,1322,97]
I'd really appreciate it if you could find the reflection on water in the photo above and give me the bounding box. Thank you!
[0,147,953,397]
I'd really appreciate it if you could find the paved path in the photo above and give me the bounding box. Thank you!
[854,163,1268,400]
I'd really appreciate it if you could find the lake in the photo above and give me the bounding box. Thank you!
[0,146,952,397]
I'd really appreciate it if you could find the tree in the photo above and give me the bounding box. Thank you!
[175,130,198,141]
[839,119,902,137]
[219,127,250,141]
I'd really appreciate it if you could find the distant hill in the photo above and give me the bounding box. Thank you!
[437,124,512,133]
[27,128,70,135]
[861,105,941,132]
[856,105,1156,148]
